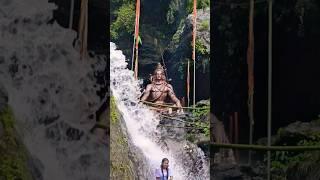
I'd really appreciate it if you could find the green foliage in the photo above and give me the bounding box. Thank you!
[194,121,210,137]
[111,162,134,180]
[194,38,211,73]
[184,101,210,141]
[192,106,210,119]
[117,136,128,145]
[194,39,211,73]
[177,60,187,80]
[190,102,210,137]
[186,122,209,139]
[166,0,182,24]
[287,138,320,179]
[195,39,209,55]
[110,3,136,40]
[186,133,196,142]
[171,19,185,45]
[110,95,135,180]
[199,20,209,31]
[269,151,305,177]
[110,0,132,18]
[0,106,33,180]
[111,96,119,124]
[269,131,320,179]
[187,0,210,14]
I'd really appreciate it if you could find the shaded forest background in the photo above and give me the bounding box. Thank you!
[212,0,320,142]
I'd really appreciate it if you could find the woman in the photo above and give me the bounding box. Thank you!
[155,158,173,180]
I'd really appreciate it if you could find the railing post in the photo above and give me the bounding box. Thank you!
[69,0,75,29]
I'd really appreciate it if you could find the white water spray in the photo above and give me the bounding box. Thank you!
[0,1,107,179]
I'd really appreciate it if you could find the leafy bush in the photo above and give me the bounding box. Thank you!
[190,101,210,137]
[195,39,209,55]
[187,0,210,14]
[269,131,320,179]
[110,3,136,40]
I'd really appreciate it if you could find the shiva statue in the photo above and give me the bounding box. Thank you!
[140,63,183,113]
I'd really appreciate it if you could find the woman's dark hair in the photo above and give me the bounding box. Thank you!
[161,158,169,179]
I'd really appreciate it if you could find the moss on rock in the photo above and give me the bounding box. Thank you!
[111,96,120,125]
[110,96,135,179]
[0,106,33,180]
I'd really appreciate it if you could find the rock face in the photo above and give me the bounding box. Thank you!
[0,0,107,179]
[256,119,320,146]
[211,114,235,164]
[0,88,34,180]
[110,97,137,180]
[168,8,210,55]
[155,114,209,179]
[0,85,7,137]
[276,120,320,143]
[253,119,320,180]
[212,163,266,180]
[165,8,210,99]
[0,85,8,113]
[186,8,210,52]
[158,114,187,141]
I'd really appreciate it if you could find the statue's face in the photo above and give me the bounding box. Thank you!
[155,70,164,81]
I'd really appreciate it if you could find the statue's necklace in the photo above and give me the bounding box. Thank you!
[154,82,165,92]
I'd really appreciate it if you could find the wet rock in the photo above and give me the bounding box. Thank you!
[0,84,8,138]
[212,163,243,180]
[158,115,187,141]
[211,114,236,164]
[257,119,320,146]
[0,84,8,112]
[156,120,209,179]
[28,156,44,180]
[0,119,3,138]
[212,163,266,180]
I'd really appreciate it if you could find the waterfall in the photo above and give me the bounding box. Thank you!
[110,42,209,180]
[0,0,107,179]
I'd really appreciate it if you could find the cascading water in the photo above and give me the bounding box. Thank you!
[0,1,107,179]
[110,42,209,180]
